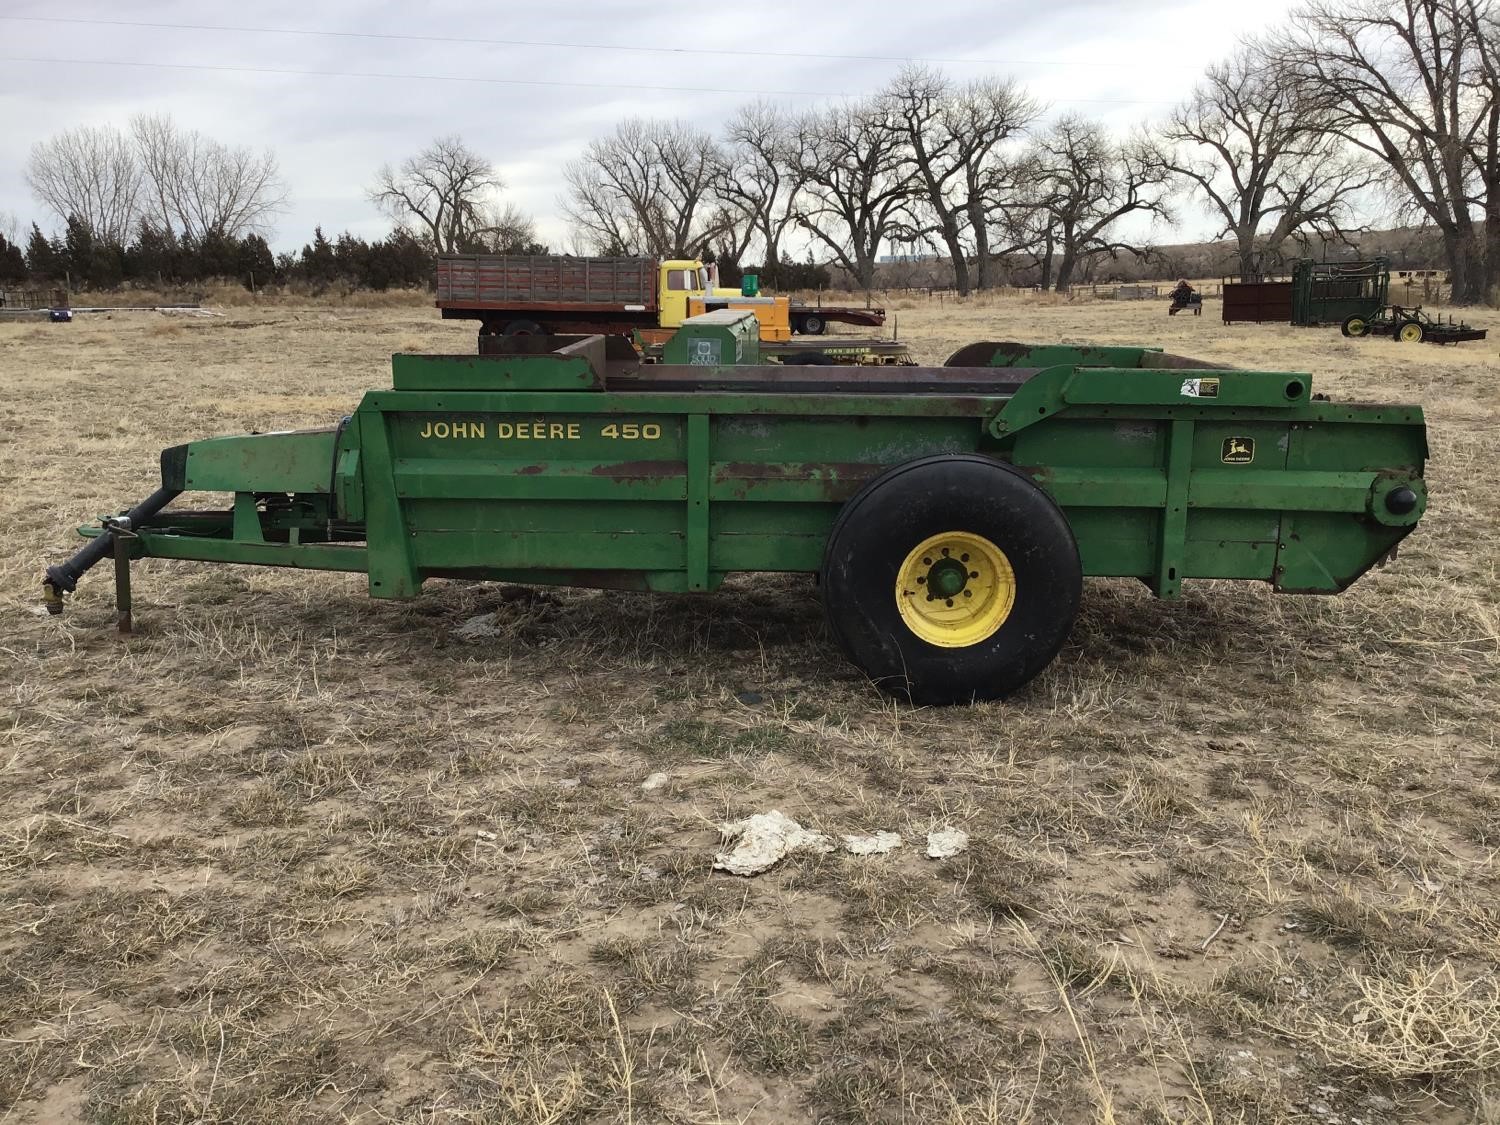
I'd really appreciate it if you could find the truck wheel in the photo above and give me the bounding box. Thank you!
[820,455,1081,705]
[801,313,827,335]
[1396,320,1425,343]
[503,319,545,336]
[1341,314,1369,338]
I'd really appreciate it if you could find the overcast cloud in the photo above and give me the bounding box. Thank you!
[0,0,1300,254]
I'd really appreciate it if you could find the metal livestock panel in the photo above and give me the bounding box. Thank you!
[1290,258,1389,326]
[1222,281,1293,324]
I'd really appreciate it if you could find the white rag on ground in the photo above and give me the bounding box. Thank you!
[842,831,902,856]
[925,828,970,859]
[715,813,967,874]
[714,810,833,876]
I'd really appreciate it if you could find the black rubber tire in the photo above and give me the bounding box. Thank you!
[1341,314,1369,338]
[1395,320,1424,343]
[780,351,836,366]
[820,454,1082,705]
[801,312,827,335]
[503,319,545,336]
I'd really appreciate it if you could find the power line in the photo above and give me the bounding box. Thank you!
[0,55,1179,104]
[1,14,1201,72]
[0,56,846,98]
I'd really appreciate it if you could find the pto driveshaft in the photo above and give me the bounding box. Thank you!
[41,486,180,614]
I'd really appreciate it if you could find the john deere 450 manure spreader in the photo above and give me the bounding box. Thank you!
[42,314,1428,705]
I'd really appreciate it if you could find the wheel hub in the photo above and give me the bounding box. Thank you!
[896,531,1017,648]
[926,558,968,599]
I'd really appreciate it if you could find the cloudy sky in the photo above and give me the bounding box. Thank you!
[0,0,1301,254]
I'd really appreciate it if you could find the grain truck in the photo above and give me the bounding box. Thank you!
[434,254,884,340]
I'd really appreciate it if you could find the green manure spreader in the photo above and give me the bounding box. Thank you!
[42,319,1428,705]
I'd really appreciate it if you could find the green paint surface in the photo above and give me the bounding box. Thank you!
[117,344,1427,602]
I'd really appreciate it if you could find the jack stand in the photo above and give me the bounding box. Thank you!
[109,519,135,635]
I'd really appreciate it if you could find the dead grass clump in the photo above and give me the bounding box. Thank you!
[85,1019,377,1125]
[443,924,536,973]
[294,858,378,900]
[693,945,817,1075]
[949,838,1064,922]
[807,1015,1053,1124]
[448,976,655,1121]
[1037,931,1138,993]
[221,781,305,828]
[1289,883,1439,955]
[719,994,815,1075]
[590,935,700,1004]
[1272,961,1500,1080]
[32,890,222,971]
[1088,763,1203,841]
[638,715,803,762]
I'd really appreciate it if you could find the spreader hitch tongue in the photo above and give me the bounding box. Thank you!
[40,487,180,615]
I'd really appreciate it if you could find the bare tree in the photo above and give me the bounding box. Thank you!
[561,119,726,258]
[131,114,285,241]
[370,135,522,254]
[561,160,641,256]
[883,65,1039,294]
[469,202,543,253]
[790,98,915,292]
[1466,0,1500,296]
[985,152,1059,284]
[1164,46,1375,281]
[715,101,806,275]
[1274,0,1498,301]
[25,125,142,245]
[702,200,758,270]
[1027,116,1174,292]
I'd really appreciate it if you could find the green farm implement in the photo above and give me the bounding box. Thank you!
[1341,304,1488,345]
[42,321,1428,705]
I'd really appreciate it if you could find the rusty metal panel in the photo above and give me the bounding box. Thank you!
[1223,281,1293,324]
[436,254,657,309]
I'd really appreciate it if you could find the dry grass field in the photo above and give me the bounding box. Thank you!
[2,292,1498,1123]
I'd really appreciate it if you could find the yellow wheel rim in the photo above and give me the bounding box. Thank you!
[895,531,1016,648]
[1347,319,1365,336]
[1399,323,1422,342]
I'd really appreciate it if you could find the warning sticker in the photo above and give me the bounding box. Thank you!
[1221,437,1255,464]
[1180,377,1221,398]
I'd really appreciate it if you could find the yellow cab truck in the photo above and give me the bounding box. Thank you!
[435,254,884,342]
